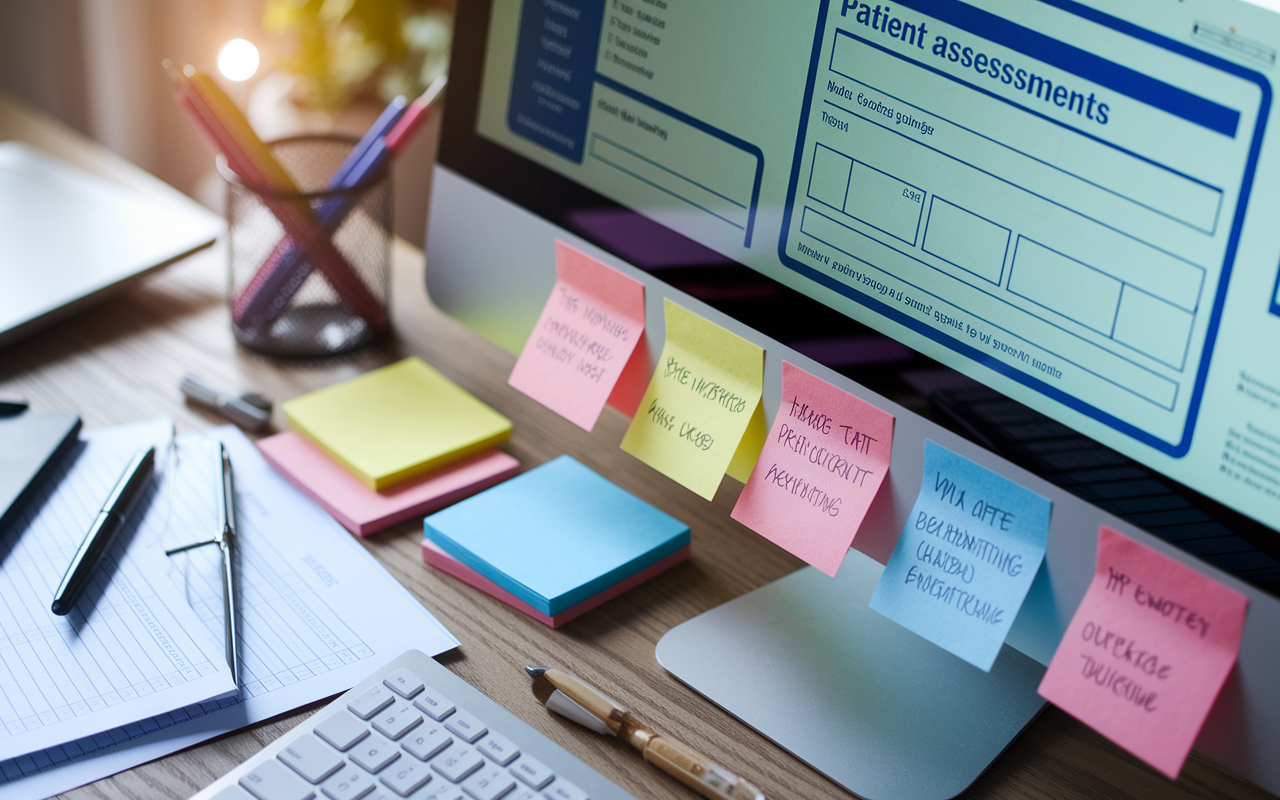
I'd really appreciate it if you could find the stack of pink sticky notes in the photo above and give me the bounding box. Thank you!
[258,431,518,536]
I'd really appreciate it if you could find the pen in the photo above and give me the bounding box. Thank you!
[231,93,411,327]
[525,666,768,800]
[179,373,272,432]
[164,60,387,332]
[51,446,156,615]
[164,442,241,686]
[232,76,447,328]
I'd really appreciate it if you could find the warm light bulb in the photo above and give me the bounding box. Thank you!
[217,39,260,82]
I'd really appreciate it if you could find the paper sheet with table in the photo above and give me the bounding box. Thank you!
[0,421,233,763]
[0,424,458,800]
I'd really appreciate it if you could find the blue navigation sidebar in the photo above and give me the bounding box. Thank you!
[508,0,605,162]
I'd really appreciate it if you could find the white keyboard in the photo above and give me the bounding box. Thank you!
[193,650,639,800]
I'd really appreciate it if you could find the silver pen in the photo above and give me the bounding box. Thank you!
[179,373,271,432]
[166,442,241,686]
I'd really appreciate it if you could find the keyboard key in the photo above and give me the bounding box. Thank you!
[350,732,402,773]
[413,688,456,721]
[239,760,317,800]
[430,743,484,782]
[509,756,553,790]
[321,767,376,800]
[383,669,425,699]
[349,686,396,721]
[279,734,346,784]
[443,709,486,744]
[462,766,516,800]
[373,702,424,741]
[477,732,518,766]
[541,778,587,800]
[402,724,452,761]
[315,712,371,752]
[410,787,464,800]
[212,786,256,800]
[380,760,434,797]
[508,791,539,800]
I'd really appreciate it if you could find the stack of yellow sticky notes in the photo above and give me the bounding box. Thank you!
[265,358,515,534]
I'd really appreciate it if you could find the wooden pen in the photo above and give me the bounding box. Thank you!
[526,666,767,800]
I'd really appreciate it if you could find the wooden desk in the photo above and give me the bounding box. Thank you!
[3,89,1274,800]
[0,240,1273,800]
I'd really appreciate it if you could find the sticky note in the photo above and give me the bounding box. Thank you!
[423,539,690,628]
[869,440,1051,671]
[258,431,519,536]
[1037,526,1249,779]
[508,241,648,429]
[620,300,766,500]
[731,361,894,576]
[282,357,512,490]
[423,455,690,616]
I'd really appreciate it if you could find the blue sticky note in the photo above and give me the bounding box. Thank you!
[423,455,690,615]
[868,440,1051,671]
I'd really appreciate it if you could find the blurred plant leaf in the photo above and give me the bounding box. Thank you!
[265,0,451,110]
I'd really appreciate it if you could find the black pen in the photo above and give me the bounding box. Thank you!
[51,446,156,615]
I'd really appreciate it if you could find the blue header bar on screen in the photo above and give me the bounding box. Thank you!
[877,0,1241,137]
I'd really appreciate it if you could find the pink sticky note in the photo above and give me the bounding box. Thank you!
[258,431,519,536]
[508,241,647,430]
[730,361,894,576]
[1038,526,1249,779]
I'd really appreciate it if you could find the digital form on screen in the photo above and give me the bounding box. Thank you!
[473,0,1280,530]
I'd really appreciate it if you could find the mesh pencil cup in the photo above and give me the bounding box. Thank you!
[221,135,391,357]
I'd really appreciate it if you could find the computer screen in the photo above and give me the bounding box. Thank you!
[429,0,1280,792]
[448,0,1280,541]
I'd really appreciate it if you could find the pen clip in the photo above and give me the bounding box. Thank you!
[546,690,614,736]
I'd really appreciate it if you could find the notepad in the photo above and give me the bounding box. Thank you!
[423,455,690,616]
[257,430,519,536]
[282,357,512,490]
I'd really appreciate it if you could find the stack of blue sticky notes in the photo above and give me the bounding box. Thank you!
[423,455,690,618]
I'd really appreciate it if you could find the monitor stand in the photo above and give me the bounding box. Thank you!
[655,549,1047,800]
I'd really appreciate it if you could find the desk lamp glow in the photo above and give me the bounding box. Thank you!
[217,38,260,82]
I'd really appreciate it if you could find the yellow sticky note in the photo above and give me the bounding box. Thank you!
[621,300,765,500]
[282,357,512,490]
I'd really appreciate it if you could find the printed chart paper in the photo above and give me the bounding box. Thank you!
[1037,526,1249,779]
[0,421,235,764]
[869,440,1051,671]
[731,361,894,576]
[508,241,648,429]
[620,300,765,500]
[0,426,459,800]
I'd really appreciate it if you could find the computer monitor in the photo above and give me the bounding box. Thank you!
[426,0,1280,796]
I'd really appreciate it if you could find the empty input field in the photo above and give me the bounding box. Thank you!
[1009,238,1122,335]
[1113,286,1194,368]
[808,143,853,209]
[590,135,750,230]
[922,198,1009,285]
